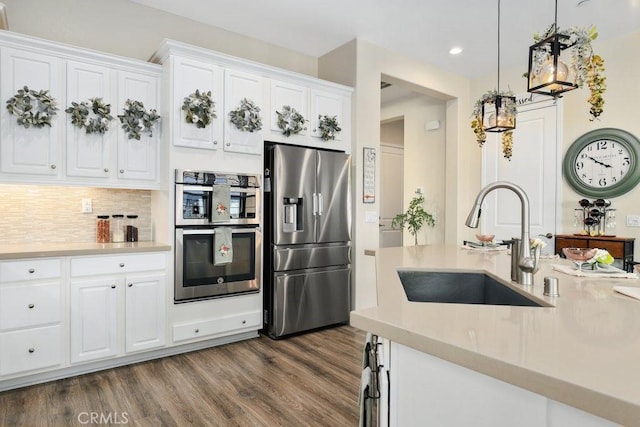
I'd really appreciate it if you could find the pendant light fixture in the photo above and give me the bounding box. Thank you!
[527,0,578,97]
[481,0,516,133]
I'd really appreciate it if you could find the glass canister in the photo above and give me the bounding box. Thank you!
[111,214,125,242]
[126,214,139,242]
[96,215,110,243]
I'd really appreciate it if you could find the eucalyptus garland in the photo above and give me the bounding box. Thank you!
[182,89,216,128]
[65,97,114,134]
[229,98,262,133]
[276,105,307,137]
[117,99,160,140]
[470,89,516,159]
[6,86,58,128]
[317,114,341,141]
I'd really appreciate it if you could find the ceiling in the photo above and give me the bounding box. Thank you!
[131,0,640,79]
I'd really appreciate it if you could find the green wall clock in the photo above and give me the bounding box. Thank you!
[563,128,640,198]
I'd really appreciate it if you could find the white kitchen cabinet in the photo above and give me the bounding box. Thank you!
[69,253,167,364]
[172,56,224,150]
[0,258,63,377]
[65,60,115,180]
[0,47,63,178]
[223,68,264,155]
[309,89,346,141]
[269,79,309,136]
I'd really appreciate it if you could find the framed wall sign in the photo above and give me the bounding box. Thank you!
[363,147,376,203]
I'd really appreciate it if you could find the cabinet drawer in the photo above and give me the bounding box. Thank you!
[0,282,61,330]
[0,259,61,283]
[173,310,261,343]
[0,325,63,376]
[71,253,166,277]
[596,241,624,259]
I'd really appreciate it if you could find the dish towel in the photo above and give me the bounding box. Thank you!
[358,366,373,427]
[613,286,640,301]
[211,183,231,222]
[551,264,639,279]
[214,227,233,265]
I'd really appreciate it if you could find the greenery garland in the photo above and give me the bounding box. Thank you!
[317,114,341,141]
[470,89,516,159]
[229,98,262,133]
[276,105,307,137]
[529,24,605,121]
[65,97,114,134]
[117,99,160,140]
[182,89,216,128]
[6,86,58,128]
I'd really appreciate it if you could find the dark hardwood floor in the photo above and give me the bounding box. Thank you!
[0,325,366,426]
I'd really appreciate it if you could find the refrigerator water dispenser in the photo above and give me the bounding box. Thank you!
[283,197,303,232]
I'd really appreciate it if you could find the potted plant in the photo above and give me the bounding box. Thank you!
[392,193,436,245]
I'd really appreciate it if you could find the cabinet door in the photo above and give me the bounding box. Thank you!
[0,48,63,177]
[269,80,308,135]
[66,60,115,180]
[116,70,160,184]
[172,56,223,150]
[70,278,118,363]
[310,89,345,141]
[125,273,166,353]
[223,69,264,155]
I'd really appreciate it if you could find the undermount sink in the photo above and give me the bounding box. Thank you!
[397,270,547,307]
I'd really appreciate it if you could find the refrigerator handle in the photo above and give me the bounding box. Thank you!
[312,193,318,216]
[318,193,323,216]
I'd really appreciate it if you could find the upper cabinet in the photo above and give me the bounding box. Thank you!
[0,32,162,189]
[224,68,264,155]
[269,80,309,137]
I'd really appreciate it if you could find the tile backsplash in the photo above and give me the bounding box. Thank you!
[0,184,153,244]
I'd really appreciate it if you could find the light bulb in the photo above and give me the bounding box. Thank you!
[538,58,569,90]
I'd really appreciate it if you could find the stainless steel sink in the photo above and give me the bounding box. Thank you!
[397,270,547,307]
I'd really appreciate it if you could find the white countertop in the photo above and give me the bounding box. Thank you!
[0,241,171,260]
[350,245,640,425]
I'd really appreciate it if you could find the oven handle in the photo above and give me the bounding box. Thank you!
[180,228,260,235]
[178,185,257,194]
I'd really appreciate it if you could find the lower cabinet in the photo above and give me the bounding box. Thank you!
[69,254,167,364]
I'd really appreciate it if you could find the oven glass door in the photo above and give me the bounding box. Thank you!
[230,189,258,221]
[180,185,212,222]
[175,227,260,302]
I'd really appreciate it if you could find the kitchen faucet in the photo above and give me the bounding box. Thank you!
[465,181,540,286]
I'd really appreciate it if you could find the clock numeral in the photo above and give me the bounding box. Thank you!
[597,140,607,150]
[623,157,630,166]
[612,176,617,183]
[599,178,607,187]
[619,149,624,155]
[575,161,584,170]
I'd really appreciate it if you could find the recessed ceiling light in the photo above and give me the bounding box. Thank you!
[449,47,463,55]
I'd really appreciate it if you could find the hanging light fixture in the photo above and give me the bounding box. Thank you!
[527,0,578,97]
[481,0,516,133]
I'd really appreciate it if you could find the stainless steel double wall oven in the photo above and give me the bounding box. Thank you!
[174,170,261,302]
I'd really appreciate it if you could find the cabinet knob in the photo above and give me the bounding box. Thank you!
[213,140,218,145]
[226,142,231,147]
[119,263,125,268]
[128,283,133,287]
[28,348,35,354]
[104,168,109,172]
[111,284,116,289]
[50,164,56,170]
[194,328,200,334]
[28,268,35,274]
[242,320,246,325]
[28,303,35,309]
[120,169,125,174]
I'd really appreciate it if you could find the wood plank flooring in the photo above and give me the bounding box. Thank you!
[0,325,366,426]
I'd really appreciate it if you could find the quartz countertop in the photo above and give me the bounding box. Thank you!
[0,241,171,260]
[350,245,640,425]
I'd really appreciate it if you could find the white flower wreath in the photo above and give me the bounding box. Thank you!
[182,89,216,128]
[229,98,262,133]
[276,105,307,137]
[117,99,160,140]
[6,86,58,128]
[65,97,114,134]
[317,114,341,141]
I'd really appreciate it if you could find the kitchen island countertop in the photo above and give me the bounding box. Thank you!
[0,241,171,260]
[350,244,640,425]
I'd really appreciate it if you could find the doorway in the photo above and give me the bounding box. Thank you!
[379,135,404,247]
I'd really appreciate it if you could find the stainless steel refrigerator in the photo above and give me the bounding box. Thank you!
[263,142,351,338]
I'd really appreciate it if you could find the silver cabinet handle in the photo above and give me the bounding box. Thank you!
[128,283,133,287]
[28,268,35,274]
[242,320,246,325]
[28,303,35,309]
[226,142,231,147]
[28,348,35,353]
[194,328,200,333]
[50,164,56,169]
[312,193,318,216]
[119,263,125,267]
[104,168,109,172]
[111,284,116,289]
[318,193,324,216]
[119,169,125,174]
[213,140,218,145]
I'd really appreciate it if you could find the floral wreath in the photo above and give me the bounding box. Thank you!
[529,24,605,121]
[276,105,307,137]
[65,97,114,134]
[182,89,216,128]
[117,99,160,140]
[6,86,58,128]
[317,114,341,141]
[470,89,517,160]
[229,98,262,133]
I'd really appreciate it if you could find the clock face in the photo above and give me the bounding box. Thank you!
[563,128,640,198]
[573,139,632,189]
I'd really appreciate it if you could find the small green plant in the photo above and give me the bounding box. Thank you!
[392,194,435,245]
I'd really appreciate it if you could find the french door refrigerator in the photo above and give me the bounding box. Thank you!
[263,142,351,338]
